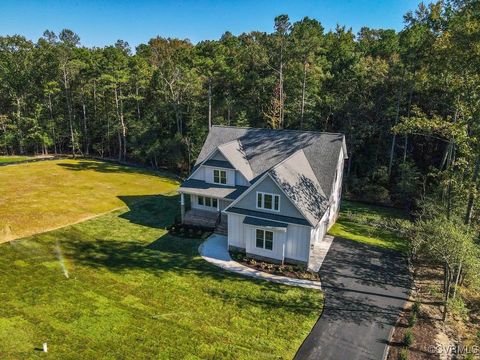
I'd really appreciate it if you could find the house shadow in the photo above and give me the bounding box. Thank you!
[117,194,181,229]
[59,193,318,315]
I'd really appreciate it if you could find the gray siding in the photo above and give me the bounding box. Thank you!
[211,151,228,161]
[233,175,306,221]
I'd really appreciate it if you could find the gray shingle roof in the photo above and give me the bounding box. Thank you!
[226,207,311,226]
[243,216,288,229]
[197,126,346,194]
[196,126,347,226]
[218,140,254,181]
[269,150,330,226]
[179,179,248,200]
[203,159,234,169]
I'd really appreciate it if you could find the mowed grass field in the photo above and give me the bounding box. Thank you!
[328,200,408,252]
[0,160,322,359]
[0,159,179,242]
[0,155,33,163]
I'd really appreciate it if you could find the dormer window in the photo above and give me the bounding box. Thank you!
[213,169,227,184]
[256,192,280,212]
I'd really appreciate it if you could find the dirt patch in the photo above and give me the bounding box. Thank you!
[387,263,457,360]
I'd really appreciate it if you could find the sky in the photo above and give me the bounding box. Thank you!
[0,0,421,48]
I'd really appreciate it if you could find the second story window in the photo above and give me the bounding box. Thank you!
[213,169,227,184]
[256,192,280,211]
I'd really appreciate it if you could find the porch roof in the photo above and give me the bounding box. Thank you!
[179,179,248,200]
[243,216,288,229]
[225,207,311,227]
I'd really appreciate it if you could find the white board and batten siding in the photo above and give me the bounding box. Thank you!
[328,147,345,226]
[285,224,311,263]
[227,212,313,263]
[227,213,246,249]
[244,225,287,261]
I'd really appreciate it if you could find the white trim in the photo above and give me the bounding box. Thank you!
[243,222,287,232]
[255,191,280,212]
[212,168,227,185]
[255,228,274,251]
[224,172,270,211]
[186,147,235,181]
[222,210,312,228]
[196,195,219,210]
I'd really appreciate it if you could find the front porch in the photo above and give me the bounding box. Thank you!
[180,192,229,234]
[183,208,219,228]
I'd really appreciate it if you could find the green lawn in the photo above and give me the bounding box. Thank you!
[0,159,179,242]
[0,163,322,359]
[0,155,32,163]
[328,200,409,252]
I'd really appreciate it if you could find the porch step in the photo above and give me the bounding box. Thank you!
[214,222,228,235]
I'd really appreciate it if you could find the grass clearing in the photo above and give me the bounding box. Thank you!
[0,155,33,163]
[329,200,409,252]
[0,159,179,242]
[0,195,322,359]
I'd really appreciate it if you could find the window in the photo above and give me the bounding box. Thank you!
[213,169,227,184]
[256,229,273,250]
[256,192,280,211]
[197,196,218,208]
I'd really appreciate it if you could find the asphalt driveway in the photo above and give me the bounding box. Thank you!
[295,237,411,360]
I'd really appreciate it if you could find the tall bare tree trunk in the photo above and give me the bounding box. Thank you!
[114,84,127,161]
[300,60,307,129]
[47,93,58,154]
[135,82,141,120]
[465,155,480,225]
[82,101,89,155]
[402,69,416,167]
[15,96,24,154]
[208,79,212,129]
[62,67,75,158]
[388,68,406,177]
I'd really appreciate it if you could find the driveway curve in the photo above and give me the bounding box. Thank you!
[295,237,411,360]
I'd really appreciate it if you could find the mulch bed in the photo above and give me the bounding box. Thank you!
[229,251,320,281]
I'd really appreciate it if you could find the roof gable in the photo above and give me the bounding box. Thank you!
[269,150,329,226]
[218,140,254,182]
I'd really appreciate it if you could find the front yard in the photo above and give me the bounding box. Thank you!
[0,161,322,359]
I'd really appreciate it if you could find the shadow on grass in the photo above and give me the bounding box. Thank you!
[56,160,179,182]
[118,194,181,229]
[60,194,318,315]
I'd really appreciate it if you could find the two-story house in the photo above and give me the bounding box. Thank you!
[178,125,347,267]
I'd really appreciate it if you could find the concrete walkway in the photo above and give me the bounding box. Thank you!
[308,234,335,272]
[199,234,322,290]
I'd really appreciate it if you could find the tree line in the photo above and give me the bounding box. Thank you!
[0,0,479,212]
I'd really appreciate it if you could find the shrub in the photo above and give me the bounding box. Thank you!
[407,313,417,327]
[403,330,414,347]
[412,300,421,314]
[447,297,469,320]
[398,348,408,360]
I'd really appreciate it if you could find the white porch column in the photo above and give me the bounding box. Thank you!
[180,193,185,223]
